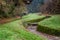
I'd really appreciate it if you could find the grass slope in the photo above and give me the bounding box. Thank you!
[37,15,60,36]
[22,14,45,23]
[0,19,47,40]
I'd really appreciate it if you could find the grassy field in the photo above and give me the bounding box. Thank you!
[0,19,47,40]
[22,14,45,23]
[37,15,60,36]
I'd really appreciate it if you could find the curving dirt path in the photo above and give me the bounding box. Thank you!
[0,17,20,24]
[27,25,60,40]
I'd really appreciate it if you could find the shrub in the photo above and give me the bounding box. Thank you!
[37,15,60,36]
[22,14,46,23]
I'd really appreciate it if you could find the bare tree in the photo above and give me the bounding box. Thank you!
[41,0,60,14]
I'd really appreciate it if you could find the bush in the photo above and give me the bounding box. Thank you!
[22,14,46,27]
[37,15,60,36]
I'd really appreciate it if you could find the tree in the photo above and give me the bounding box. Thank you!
[51,0,60,14]
[41,0,60,14]
[0,0,28,18]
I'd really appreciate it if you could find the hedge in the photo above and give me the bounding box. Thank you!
[22,14,46,23]
[22,14,46,27]
[37,15,60,36]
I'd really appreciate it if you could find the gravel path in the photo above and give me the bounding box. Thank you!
[27,26,60,40]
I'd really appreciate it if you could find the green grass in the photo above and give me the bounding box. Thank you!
[37,15,60,36]
[22,14,45,23]
[0,19,47,40]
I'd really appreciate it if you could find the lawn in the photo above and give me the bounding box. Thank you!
[37,15,60,36]
[22,14,46,23]
[0,19,47,40]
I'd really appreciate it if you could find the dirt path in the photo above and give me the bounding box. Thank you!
[27,26,60,40]
[0,17,20,24]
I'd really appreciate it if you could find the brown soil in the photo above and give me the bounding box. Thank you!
[0,17,20,24]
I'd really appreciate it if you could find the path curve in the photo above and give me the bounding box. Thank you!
[27,25,60,40]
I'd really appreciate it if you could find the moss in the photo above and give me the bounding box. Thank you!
[37,15,60,36]
[22,14,46,23]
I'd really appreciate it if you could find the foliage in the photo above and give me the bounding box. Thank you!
[0,0,28,18]
[41,0,60,14]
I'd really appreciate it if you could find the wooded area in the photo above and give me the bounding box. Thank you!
[41,0,60,14]
[0,0,60,18]
[0,0,27,18]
